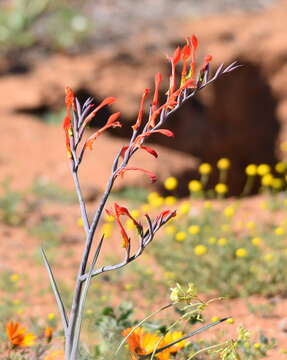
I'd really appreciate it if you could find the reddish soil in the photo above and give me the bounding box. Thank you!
[1,2,287,357]
[0,110,287,359]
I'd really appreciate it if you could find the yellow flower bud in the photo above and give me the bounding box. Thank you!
[199,163,212,175]
[275,162,287,174]
[245,164,257,176]
[235,248,248,257]
[215,183,228,194]
[261,173,273,186]
[188,225,200,235]
[194,244,208,256]
[257,164,271,176]
[218,237,227,246]
[188,180,202,192]
[251,237,261,246]
[217,158,231,170]
[164,177,178,191]
[175,231,186,242]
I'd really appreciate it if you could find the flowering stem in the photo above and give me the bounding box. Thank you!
[140,317,230,359]
[45,40,240,360]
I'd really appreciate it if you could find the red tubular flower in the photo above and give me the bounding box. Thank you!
[132,89,150,131]
[106,203,142,248]
[116,167,157,183]
[168,47,181,101]
[106,207,129,249]
[85,112,121,150]
[155,209,177,225]
[62,87,75,159]
[152,72,162,113]
[134,129,174,146]
[140,146,158,158]
[65,86,75,112]
[186,35,198,80]
[200,55,213,72]
[120,145,158,159]
[181,42,191,85]
[81,97,116,130]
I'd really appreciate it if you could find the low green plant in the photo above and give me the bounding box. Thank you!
[0,179,26,226]
[0,0,90,55]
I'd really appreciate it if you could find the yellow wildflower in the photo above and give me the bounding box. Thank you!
[10,274,19,283]
[235,248,248,257]
[275,227,285,236]
[199,163,212,175]
[218,237,227,246]
[245,164,257,176]
[188,180,202,192]
[226,318,235,324]
[6,321,36,348]
[164,177,178,191]
[275,162,287,173]
[224,206,235,217]
[175,232,186,242]
[188,225,200,235]
[194,244,208,256]
[271,177,283,190]
[217,158,231,170]
[246,221,256,231]
[261,173,273,186]
[47,313,55,320]
[165,196,177,206]
[257,164,271,176]
[215,183,228,194]
[251,237,262,246]
[77,217,84,227]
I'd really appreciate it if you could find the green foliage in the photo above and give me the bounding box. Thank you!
[111,186,150,205]
[151,198,287,297]
[0,179,26,226]
[31,177,76,203]
[0,0,91,54]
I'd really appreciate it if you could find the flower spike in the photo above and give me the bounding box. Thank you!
[81,97,116,130]
[132,88,150,131]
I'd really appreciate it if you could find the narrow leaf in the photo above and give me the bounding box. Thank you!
[41,248,68,333]
[70,235,105,358]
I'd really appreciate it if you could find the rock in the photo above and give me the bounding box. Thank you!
[1,1,287,195]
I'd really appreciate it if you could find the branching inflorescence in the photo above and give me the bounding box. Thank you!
[42,35,240,360]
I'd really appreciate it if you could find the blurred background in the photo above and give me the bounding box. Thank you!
[1,3,287,357]
[0,0,286,197]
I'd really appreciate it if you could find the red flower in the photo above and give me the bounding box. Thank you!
[132,89,150,131]
[116,167,157,183]
[81,97,116,130]
[120,145,158,159]
[85,112,121,150]
[134,129,174,145]
[62,87,75,159]
[106,203,142,248]
[152,72,162,113]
